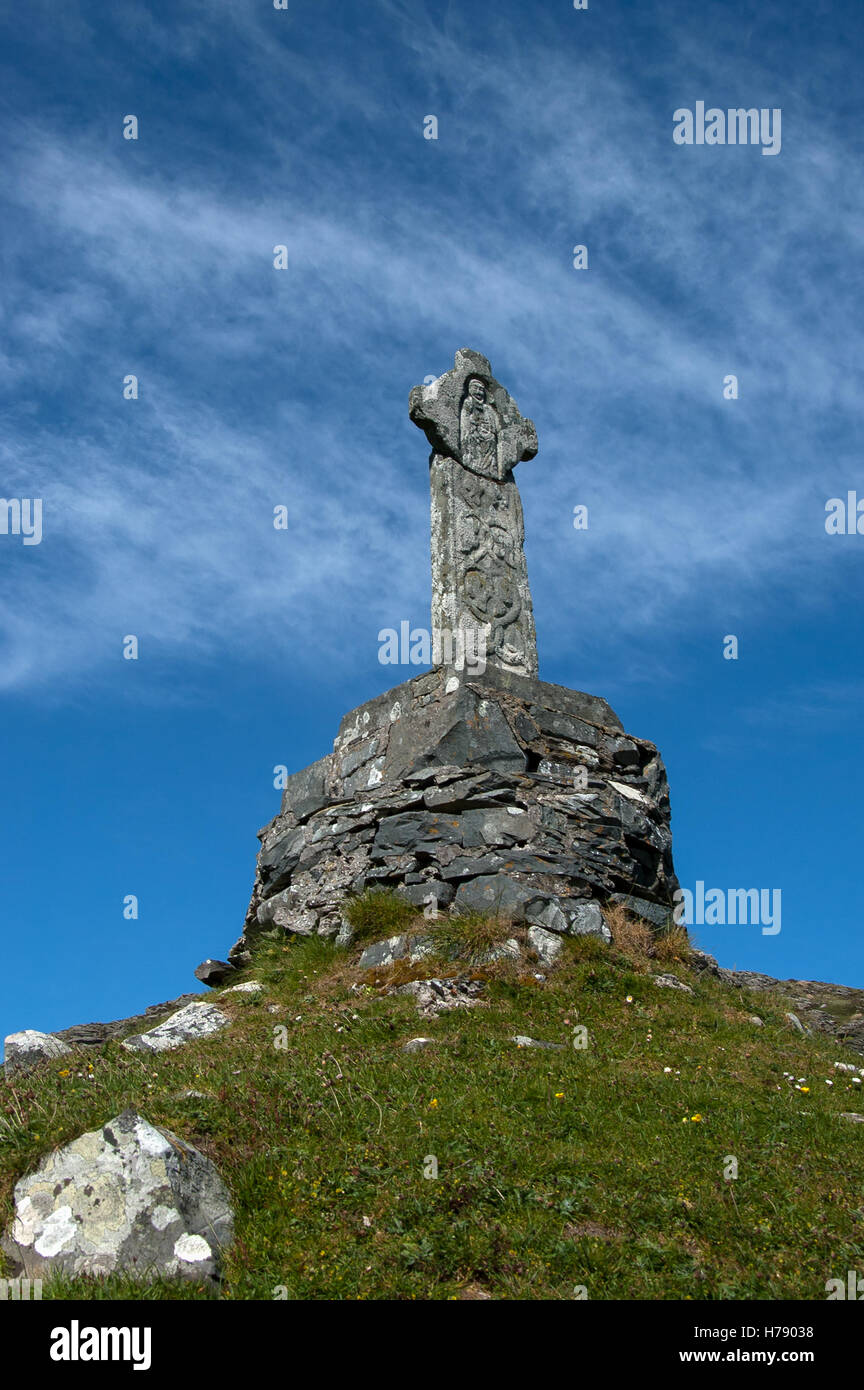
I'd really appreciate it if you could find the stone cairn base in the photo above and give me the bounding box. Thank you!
[230,666,679,965]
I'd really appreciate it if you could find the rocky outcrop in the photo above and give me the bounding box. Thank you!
[231,666,678,963]
[1,1109,233,1289]
[51,994,201,1050]
[691,950,864,1056]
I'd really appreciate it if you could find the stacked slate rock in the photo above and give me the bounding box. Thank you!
[229,664,678,965]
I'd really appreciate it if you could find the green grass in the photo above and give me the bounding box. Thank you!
[340,887,419,943]
[2,923,863,1300]
[429,909,517,965]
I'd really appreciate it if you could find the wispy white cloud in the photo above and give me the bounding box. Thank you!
[2,0,862,698]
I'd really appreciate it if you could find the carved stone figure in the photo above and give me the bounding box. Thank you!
[460,376,503,480]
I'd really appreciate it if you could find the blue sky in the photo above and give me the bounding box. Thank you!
[2,0,863,1045]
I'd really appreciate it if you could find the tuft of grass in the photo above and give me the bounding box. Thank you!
[341,888,421,944]
[605,903,655,965]
[430,910,517,966]
[604,903,692,972]
[653,925,693,967]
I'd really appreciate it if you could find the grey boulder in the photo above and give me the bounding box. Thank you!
[194,959,236,987]
[4,1030,72,1079]
[1,1109,233,1288]
[121,1002,230,1054]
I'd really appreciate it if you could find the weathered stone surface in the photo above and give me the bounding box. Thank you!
[461,807,535,848]
[392,977,484,1017]
[481,937,522,963]
[258,827,307,895]
[423,773,509,810]
[454,873,534,917]
[440,853,507,880]
[52,996,202,1050]
[194,959,236,987]
[653,973,695,995]
[373,810,463,854]
[610,893,672,929]
[395,881,455,911]
[1,1109,233,1288]
[4,1031,72,1078]
[234,656,678,965]
[384,684,526,781]
[256,892,317,937]
[335,918,354,948]
[358,934,434,970]
[527,925,563,967]
[410,350,539,678]
[356,935,402,970]
[512,1035,565,1050]
[524,898,570,935]
[279,757,334,823]
[121,1002,230,1054]
[564,900,612,940]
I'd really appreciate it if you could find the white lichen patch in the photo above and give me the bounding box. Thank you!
[150,1205,178,1231]
[174,1233,212,1262]
[34,1206,77,1259]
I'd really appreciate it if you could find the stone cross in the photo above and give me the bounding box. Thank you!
[409,348,539,678]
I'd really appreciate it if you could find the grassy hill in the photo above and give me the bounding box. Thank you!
[2,899,863,1301]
